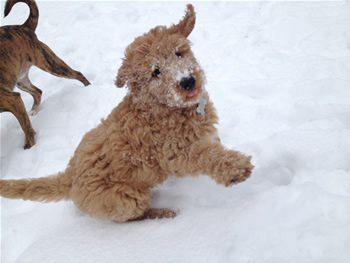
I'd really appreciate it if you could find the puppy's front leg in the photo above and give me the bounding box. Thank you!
[189,142,254,187]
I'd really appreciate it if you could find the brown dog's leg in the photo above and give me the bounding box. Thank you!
[35,41,90,86]
[16,72,42,116]
[0,89,35,149]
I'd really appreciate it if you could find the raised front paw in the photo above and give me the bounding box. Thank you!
[215,152,254,187]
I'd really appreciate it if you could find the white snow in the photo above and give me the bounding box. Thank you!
[196,97,207,115]
[1,1,350,262]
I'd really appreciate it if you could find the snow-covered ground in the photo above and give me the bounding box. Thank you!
[1,1,350,262]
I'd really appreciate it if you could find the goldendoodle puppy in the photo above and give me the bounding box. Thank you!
[0,4,254,222]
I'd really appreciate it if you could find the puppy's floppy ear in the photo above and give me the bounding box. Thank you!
[115,59,128,88]
[168,4,196,38]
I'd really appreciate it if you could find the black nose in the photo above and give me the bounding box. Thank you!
[180,76,196,91]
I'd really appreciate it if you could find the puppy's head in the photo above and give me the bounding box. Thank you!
[116,4,205,108]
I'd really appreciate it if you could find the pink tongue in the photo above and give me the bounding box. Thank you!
[187,88,198,98]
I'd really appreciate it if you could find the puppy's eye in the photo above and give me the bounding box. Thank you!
[152,68,161,77]
[175,52,182,58]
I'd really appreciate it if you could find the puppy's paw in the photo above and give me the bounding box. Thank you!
[144,208,176,219]
[216,153,254,187]
[132,208,177,221]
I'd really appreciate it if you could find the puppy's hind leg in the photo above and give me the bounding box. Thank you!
[72,183,176,222]
[72,183,152,222]
[16,72,42,116]
[35,41,90,86]
[0,89,35,149]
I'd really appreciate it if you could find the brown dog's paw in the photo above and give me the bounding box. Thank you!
[75,71,90,86]
[29,108,39,116]
[23,129,36,149]
[82,78,91,86]
[216,153,254,187]
[24,136,35,149]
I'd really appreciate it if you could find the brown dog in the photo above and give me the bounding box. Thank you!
[0,0,90,149]
[0,4,253,222]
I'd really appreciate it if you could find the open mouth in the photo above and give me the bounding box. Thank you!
[186,87,199,98]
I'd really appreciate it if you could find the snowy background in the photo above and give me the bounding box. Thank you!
[1,1,350,262]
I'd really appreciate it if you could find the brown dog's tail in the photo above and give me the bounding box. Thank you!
[4,0,39,32]
[0,172,71,202]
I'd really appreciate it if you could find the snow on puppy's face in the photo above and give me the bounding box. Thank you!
[116,4,205,108]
